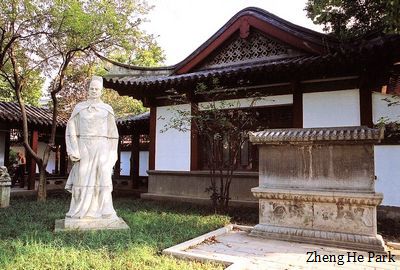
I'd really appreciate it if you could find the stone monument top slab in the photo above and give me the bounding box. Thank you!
[249,126,383,145]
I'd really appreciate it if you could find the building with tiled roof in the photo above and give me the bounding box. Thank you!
[103,7,400,209]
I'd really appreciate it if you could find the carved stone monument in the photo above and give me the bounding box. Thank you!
[55,76,129,231]
[249,126,385,252]
[0,166,11,208]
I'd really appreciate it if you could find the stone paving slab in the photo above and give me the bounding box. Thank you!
[163,225,400,270]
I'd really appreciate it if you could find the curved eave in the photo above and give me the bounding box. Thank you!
[0,102,68,129]
[96,51,176,72]
[104,54,348,99]
[172,7,340,74]
[101,7,339,78]
[104,34,400,100]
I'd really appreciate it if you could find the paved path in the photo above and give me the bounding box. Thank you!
[185,229,400,270]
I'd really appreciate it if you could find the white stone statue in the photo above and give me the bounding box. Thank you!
[64,75,119,220]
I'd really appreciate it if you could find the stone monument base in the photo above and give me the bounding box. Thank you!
[54,217,129,232]
[250,224,386,253]
[250,187,386,253]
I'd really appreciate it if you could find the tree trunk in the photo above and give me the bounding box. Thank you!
[37,167,47,202]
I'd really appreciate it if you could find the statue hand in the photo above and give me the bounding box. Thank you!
[65,184,72,193]
[69,155,80,163]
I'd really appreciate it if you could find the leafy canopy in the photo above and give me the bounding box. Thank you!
[0,70,43,106]
[305,0,400,39]
[0,0,48,105]
[45,0,163,118]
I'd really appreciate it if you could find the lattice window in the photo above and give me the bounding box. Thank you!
[120,134,149,151]
[197,30,300,70]
[139,134,150,144]
[9,129,22,143]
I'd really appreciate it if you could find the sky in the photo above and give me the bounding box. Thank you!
[142,0,325,66]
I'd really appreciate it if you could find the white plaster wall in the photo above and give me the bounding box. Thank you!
[37,142,56,173]
[303,89,360,128]
[375,145,400,207]
[0,132,5,166]
[139,151,149,176]
[119,151,149,176]
[120,151,131,176]
[156,104,191,171]
[372,92,400,124]
[198,94,293,110]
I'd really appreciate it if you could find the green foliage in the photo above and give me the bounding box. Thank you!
[0,79,13,102]
[0,0,47,105]
[305,0,400,39]
[102,89,147,117]
[0,196,228,270]
[47,0,164,118]
[55,60,148,118]
[8,149,18,165]
[46,0,159,58]
[108,37,165,67]
[0,0,164,111]
[0,0,47,68]
[0,69,43,106]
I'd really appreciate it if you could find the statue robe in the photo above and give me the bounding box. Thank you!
[65,100,119,219]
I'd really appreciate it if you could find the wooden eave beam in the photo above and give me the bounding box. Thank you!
[145,76,362,107]
[108,49,393,105]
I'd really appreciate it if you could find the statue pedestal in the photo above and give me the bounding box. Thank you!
[249,127,386,252]
[54,217,129,232]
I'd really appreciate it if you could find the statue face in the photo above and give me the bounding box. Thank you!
[88,80,103,99]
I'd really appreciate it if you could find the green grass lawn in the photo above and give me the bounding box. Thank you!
[0,194,230,270]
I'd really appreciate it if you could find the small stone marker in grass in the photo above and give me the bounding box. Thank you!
[0,166,11,208]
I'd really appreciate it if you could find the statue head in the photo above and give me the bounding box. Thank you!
[88,76,103,99]
[0,166,11,182]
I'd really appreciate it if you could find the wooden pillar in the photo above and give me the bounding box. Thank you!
[359,87,373,127]
[149,107,156,170]
[54,145,60,175]
[359,72,375,128]
[130,131,140,189]
[113,138,121,177]
[59,140,67,176]
[28,130,38,190]
[292,81,303,128]
[4,130,10,168]
[190,102,199,170]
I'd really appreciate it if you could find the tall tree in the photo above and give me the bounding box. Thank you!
[305,0,400,39]
[0,0,164,201]
[0,0,47,106]
[0,0,48,69]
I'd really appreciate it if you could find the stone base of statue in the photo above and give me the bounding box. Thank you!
[54,217,129,232]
